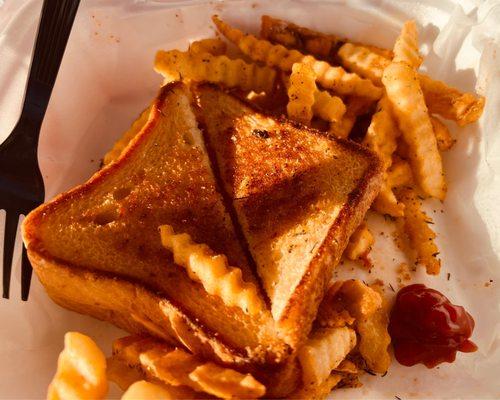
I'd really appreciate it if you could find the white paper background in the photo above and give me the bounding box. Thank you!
[0,0,499,398]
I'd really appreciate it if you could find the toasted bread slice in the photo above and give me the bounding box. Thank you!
[195,84,383,346]
[22,82,290,367]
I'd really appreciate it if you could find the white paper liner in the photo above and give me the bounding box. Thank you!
[0,0,498,398]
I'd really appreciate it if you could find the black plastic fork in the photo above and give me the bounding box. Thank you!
[0,0,80,300]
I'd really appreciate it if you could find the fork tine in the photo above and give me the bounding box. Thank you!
[2,211,18,299]
[21,247,32,301]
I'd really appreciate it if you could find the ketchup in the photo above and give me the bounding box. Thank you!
[389,284,477,368]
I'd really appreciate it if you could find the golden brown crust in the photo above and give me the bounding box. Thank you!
[28,249,255,365]
[279,149,382,344]
[32,249,299,397]
[195,84,383,347]
[24,82,181,223]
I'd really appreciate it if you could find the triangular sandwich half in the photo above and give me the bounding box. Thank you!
[195,84,383,346]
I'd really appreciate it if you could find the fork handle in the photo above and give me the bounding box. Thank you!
[22,0,80,125]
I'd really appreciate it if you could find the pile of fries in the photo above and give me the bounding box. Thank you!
[46,14,484,400]
[49,276,388,399]
[154,15,484,277]
[49,333,267,400]
[255,15,482,275]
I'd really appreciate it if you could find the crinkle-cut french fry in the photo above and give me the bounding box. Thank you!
[121,380,199,400]
[302,54,381,99]
[328,113,356,139]
[344,222,374,261]
[313,90,346,123]
[357,284,392,373]
[363,95,399,170]
[363,94,405,216]
[189,38,227,56]
[316,281,356,328]
[48,332,107,400]
[382,62,446,200]
[213,16,382,100]
[305,37,335,60]
[189,363,266,399]
[337,43,485,125]
[373,184,405,217]
[261,15,301,47]
[387,159,413,188]
[111,336,198,389]
[374,158,413,216]
[343,19,423,73]
[287,63,316,124]
[121,381,174,400]
[282,73,346,123]
[112,335,263,398]
[106,355,145,391]
[430,116,456,151]
[261,15,345,59]
[419,74,485,126]
[287,61,344,124]
[393,20,422,68]
[301,55,381,100]
[317,281,391,373]
[363,44,393,59]
[154,49,276,93]
[396,187,441,275]
[260,15,392,61]
[298,327,356,386]
[337,43,388,84]
[103,106,151,166]
[328,96,373,139]
[121,381,164,400]
[160,225,265,314]
[140,348,204,390]
[112,335,157,360]
[335,279,382,318]
[316,308,355,329]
